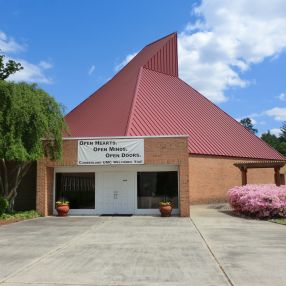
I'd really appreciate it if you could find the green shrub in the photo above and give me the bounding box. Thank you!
[0,210,41,221]
[0,197,8,215]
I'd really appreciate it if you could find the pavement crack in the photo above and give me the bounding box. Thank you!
[189,217,234,286]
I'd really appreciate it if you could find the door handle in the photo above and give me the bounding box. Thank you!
[114,191,118,199]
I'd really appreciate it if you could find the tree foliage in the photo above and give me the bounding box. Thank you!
[281,121,286,140]
[0,54,23,80]
[240,117,258,134]
[261,130,286,156]
[0,81,66,211]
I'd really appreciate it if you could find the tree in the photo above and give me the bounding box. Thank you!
[261,131,286,156]
[261,131,280,149]
[240,118,258,134]
[0,54,23,80]
[0,81,66,211]
[281,121,286,141]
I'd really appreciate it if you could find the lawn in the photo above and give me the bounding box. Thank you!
[269,218,286,225]
[0,210,41,226]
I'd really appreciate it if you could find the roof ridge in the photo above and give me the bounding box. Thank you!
[144,32,177,48]
[142,66,179,78]
[113,32,177,76]
[65,33,178,125]
[125,67,144,135]
[143,33,178,76]
[65,33,179,120]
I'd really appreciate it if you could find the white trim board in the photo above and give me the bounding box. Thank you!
[54,164,178,173]
[63,135,189,140]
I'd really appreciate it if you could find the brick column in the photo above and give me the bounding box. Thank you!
[36,160,48,216]
[179,160,190,217]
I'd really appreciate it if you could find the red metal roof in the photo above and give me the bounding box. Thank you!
[65,33,177,136]
[65,33,285,160]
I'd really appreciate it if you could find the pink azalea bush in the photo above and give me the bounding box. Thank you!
[228,184,286,219]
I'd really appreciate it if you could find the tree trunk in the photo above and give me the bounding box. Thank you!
[0,164,4,196]
[0,159,9,197]
[0,160,32,212]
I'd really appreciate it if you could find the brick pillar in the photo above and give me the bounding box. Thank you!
[179,160,190,217]
[36,160,48,216]
[36,161,55,216]
[47,167,54,215]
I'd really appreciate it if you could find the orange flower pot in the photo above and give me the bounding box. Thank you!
[159,204,172,217]
[56,204,70,216]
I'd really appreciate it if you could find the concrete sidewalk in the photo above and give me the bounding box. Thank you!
[191,204,286,286]
[0,215,228,286]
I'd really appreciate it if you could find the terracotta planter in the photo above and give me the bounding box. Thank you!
[56,204,70,216]
[159,204,172,217]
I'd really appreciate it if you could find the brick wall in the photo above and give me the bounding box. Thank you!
[144,138,189,216]
[36,137,190,217]
[14,161,37,211]
[189,155,278,204]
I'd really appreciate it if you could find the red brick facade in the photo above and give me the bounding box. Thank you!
[36,137,190,217]
[189,155,279,204]
[37,137,284,217]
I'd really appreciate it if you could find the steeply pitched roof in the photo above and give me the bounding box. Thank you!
[65,33,285,160]
[65,33,178,137]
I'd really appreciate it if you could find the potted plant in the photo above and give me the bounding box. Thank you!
[55,200,70,216]
[159,199,172,217]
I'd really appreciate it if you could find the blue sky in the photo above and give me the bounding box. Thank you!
[1,0,285,136]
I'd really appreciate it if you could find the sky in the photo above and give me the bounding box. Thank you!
[0,0,286,137]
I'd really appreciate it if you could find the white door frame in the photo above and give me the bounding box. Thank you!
[95,171,136,214]
[53,164,179,215]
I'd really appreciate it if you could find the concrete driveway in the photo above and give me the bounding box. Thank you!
[0,206,285,286]
[0,215,228,286]
[191,205,286,286]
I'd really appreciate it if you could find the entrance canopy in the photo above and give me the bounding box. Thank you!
[234,161,286,186]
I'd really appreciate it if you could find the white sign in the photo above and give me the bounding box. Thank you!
[78,139,144,165]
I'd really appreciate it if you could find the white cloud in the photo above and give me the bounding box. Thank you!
[258,121,266,125]
[0,31,24,53]
[264,107,286,121]
[115,1,286,103]
[1,31,52,84]
[8,58,52,84]
[269,128,282,137]
[88,65,95,76]
[115,52,137,72]
[278,92,286,101]
[38,60,53,69]
[178,0,286,103]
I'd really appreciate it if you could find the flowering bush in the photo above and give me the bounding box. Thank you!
[228,184,286,219]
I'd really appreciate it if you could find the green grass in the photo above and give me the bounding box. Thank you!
[269,218,286,225]
[0,210,41,221]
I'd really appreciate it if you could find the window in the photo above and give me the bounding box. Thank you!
[55,173,95,209]
[137,171,178,209]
